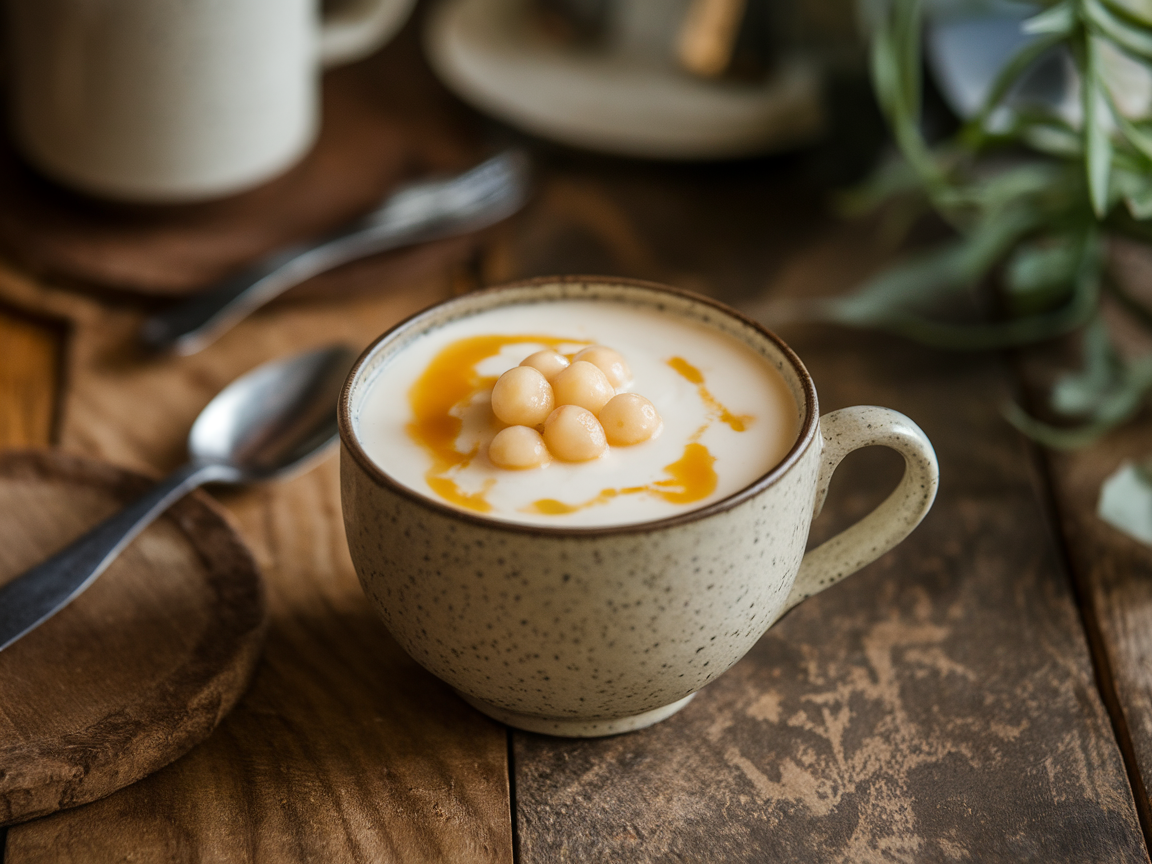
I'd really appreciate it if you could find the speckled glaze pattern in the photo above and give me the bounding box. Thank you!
[339,278,939,737]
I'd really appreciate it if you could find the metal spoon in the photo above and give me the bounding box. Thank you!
[140,150,531,356]
[0,344,356,653]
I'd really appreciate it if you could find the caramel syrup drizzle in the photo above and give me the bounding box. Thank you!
[406,337,752,517]
[408,334,573,513]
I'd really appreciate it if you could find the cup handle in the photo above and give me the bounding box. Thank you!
[319,0,417,67]
[780,406,939,616]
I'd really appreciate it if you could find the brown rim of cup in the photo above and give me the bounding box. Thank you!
[338,275,820,537]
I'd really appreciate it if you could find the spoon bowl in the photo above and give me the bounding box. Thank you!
[0,344,356,652]
[190,346,356,478]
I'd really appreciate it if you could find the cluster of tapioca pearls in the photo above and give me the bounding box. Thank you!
[487,346,662,469]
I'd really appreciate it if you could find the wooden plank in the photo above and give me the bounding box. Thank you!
[1023,240,1152,836]
[0,259,512,863]
[0,306,61,864]
[0,305,59,448]
[1038,407,1152,836]
[494,169,1150,861]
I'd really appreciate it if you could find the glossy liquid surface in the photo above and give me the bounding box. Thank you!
[355,300,800,527]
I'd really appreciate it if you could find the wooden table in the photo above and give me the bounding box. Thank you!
[3,20,1152,863]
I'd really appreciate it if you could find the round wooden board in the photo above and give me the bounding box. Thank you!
[0,450,266,826]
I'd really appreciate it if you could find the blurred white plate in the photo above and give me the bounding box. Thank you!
[424,0,824,160]
[924,1,1078,127]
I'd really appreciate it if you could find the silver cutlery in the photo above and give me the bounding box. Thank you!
[0,344,356,652]
[140,150,531,356]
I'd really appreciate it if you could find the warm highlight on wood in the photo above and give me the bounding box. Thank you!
[0,309,57,448]
[1,256,511,863]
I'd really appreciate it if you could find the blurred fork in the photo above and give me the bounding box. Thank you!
[140,150,531,356]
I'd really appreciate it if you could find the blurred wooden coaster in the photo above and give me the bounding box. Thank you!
[0,449,266,826]
[0,22,481,298]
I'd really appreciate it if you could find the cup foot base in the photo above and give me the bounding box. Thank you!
[455,692,696,737]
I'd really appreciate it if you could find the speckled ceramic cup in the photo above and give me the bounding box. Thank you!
[339,278,939,737]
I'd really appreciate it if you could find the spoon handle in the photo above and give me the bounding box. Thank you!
[0,461,232,653]
[140,150,530,356]
[139,223,426,357]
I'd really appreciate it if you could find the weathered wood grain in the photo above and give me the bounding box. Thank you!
[1039,414,1152,835]
[0,302,61,863]
[488,169,1150,861]
[0,450,266,828]
[0,260,513,862]
[0,306,59,448]
[1021,240,1152,837]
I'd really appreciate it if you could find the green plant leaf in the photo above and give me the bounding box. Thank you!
[1128,194,1152,219]
[1112,145,1152,175]
[969,162,1068,211]
[1020,119,1085,156]
[839,203,1042,313]
[1004,281,1152,445]
[836,157,925,216]
[870,15,899,115]
[1004,399,1136,447]
[1085,37,1116,217]
[926,160,1071,225]
[870,0,947,191]
[811,213,1102,350]
[1108,95,1152,159]
[875,280,1097,348]
[830,0,1152,440]
[820,223,1096,352]
[1109,164,1152,218]
[1097,37,1152,121]
[1098,460,1152,547]
[1108,109,1152,220]
[1004,353,1152,447]
[1050,314,1123,414]
[894,0,922,123]
[1024,1,1078,34]
[1004,233,1081,314]
[1084,0,1152,58]
[963,31,1069,146]
[1101,0,1152,29]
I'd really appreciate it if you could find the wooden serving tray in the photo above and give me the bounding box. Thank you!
[0,449,266,826]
